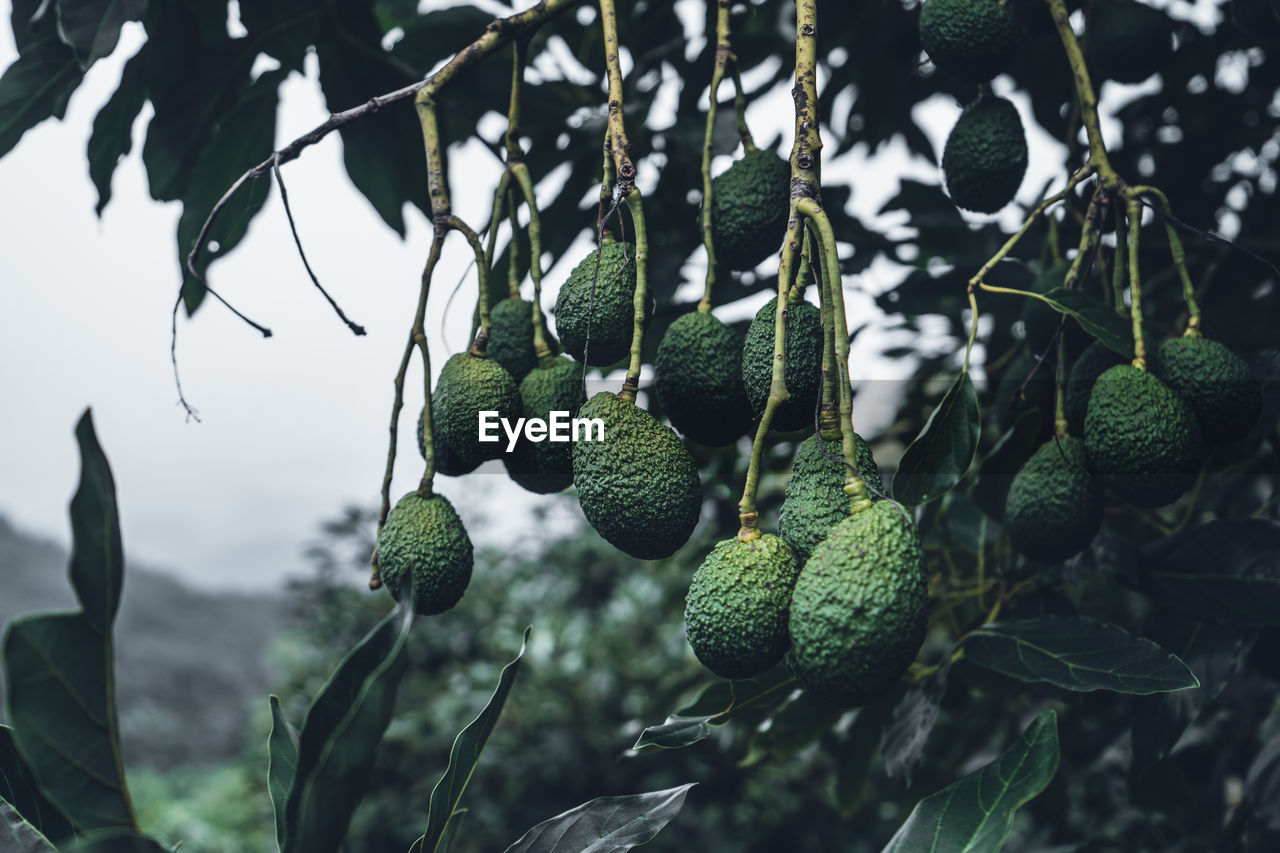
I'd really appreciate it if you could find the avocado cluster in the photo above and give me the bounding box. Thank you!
[655,310,752,446]
[741,296,823,432]
[1004,436,1104,562]
[710,149,792,272]
[684,534,799,679]
[778,432,885,565]
[941,95,1028,214]
[504,355,581,494]
[919,0,1018,82]
[377,492,474,616]
[433,351,522,467]
[553,241,640,366]
[1156,336,1260,445]
[571,392,702,560]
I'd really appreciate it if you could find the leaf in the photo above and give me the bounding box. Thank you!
[69,410,124,633]
[965,616,1199,694]
[87,48,147,215]
[1035,287,1133,357]
[54,0,147,69]
[0,726,74,845]
[883,710,1059,853]
[282,604,415,853]
[0,33,83,159]
[0,798,57,853]
[831,697,897,818]
[267,696,299,852]
[741,691,844,767]
[894,372,981,507]
[2,613,135,833]
[881,657,951,786]
[634,667,795,750]
[502,784,695,853]
[421,627,532,853]
[62,829,170,852]
[971,407,1042,520]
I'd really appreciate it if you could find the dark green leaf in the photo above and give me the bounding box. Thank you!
[831,697,899,819]
[894,372,981,507]
[881,657,951,786]
[0,726,74,845]
[87,48,147,215]
[634,667,795,750]
[238,0,320,72]
[633,716,713,751]
[1036,287,1134,357]
[503,784,695,853]
[741,691,844,767]
[2,613,135,833]
[0,34,83,159]
[69,410,124,633]
[54,0,147,68]
[283,604,415,853]
[64,829,170,852]
[10,0,48,52]
[421,627,532,853]
[392,7,495,74]
[884,710,1059,853]
[965,616,1199,694]
[267,696,299,852]
[0,798,57,853]
[972,408,1042,520]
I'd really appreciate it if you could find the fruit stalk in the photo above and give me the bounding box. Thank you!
[1111,207,1127,314]
[621,188,651,398]
[697,0,734,312]
[449,217,494,354]
[512,163,555,365]
[1129,185,1203,334]
[1126,197,1148,368]
[1045,0,1120,190]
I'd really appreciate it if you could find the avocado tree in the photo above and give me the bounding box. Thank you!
[2,0,1279,851]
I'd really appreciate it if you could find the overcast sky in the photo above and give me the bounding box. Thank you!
[0,1,1096,591]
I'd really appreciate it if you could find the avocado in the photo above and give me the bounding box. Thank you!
[1086,0,1174,84]
[941,95,1028,214]
[787,500,930,706]
[504,355,582,493]
[488,297,556,383]
[741,296,823,432]
[778,432,885,565]
[552,241,640,366]
[418,402,481,478]
[1084,365,1203,506]
[1065,337,1160,433]
[654,311,752,446]
[919,0,1018,83]
[1156,336,1261,445]
[433,351,522,467]
[377,491,474,616]
[710,148,792,272]
[571,392,702,560]
[684,534,800,679]
[1004,435,1104,561]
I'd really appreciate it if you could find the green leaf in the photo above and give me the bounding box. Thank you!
[87,47,147,215]
[282,604,415,853]
[831,698,897,819]
[54,0,147,69]
[502,784,695,853]
[10,0,48,52]
[881,657,951,786]
[1036,287,1133,357]
[0,33,83,159]
[69,410,124,633]
[0,726,74,845]
[421,627,532,853]
[634,667,795,750]
[971,407,1042,520]
[2,613,135,833]
[883,710,1059,853]
[894,372,980,507]
[965,616,1199,694]
[0,798,57,853]
[741,691,844,767]
[267,696,298,852]
[63,828,170,852]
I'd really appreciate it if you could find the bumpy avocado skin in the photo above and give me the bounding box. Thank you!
[552,242,639,366]
[941,96,1028,213]
[504,355,582,494]
[778,433,886,565]
[1084,365,1203,507]
[377,492,474,616]
[571,392,702,560]
[741,297,823,432]
[787,501,930,706]
[488,298,556,383]
[1004,436,1104,562]
[1086,0,1173,84]
[418,402,481,477]
[1065,338,1161,432]
[710,149,792,272]
[684,534,800,679]
[1157,337,1260,445]
[434,352,522,466]
[655,311,752,446]
[919,0,1018,82]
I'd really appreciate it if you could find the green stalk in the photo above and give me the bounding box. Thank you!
[1126,198,1147,369]
[1129,184,1202,335]
[697,0,733,312]
[1111,207,1127,315]
[621,188,650,399]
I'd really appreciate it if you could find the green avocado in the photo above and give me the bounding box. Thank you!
[552,241,640,366]
[919,0,1018,83]
[503,355,582,494]
[654,311,752,446]
[1084,365,1203,507]
[1156,336,1260,445]
[710,148,792,272]
[741,296,823,432]
[418,401,480,478]
[1065,338,1161,433]
[684,534,800,679]
[488,297,556,383]
[941,95,1028,214]
[787,500,930,706]
[778,432,885,565]
[434,352,522,466]
[1086,0,1174,84]
[571,392,702,560]
[376,492,474,616]
[1004,436,1104,562]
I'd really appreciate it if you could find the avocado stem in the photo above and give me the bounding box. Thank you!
[697,0,734,313]
[1045,0,1122,192]
[1111,208,1127,316]
[1126,198,1148,369]
[1128,185,1203,335]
